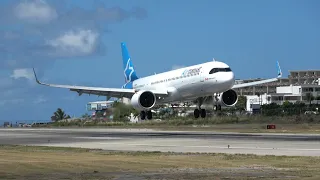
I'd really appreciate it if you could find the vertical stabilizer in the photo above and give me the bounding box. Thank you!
[121,42,138,88]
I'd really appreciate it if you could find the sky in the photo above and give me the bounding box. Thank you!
[0,0,319,123]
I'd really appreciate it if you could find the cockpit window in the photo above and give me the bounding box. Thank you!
[209,67,232,74]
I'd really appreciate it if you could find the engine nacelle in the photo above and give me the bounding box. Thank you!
[217,89,238,107]
[131,90,156,111]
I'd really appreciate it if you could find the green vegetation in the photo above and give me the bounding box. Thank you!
[40,114,320,134]
[261,101,319,116]
[0,144,319,180]
[38,100,320,133]
[51,108,71,121]
[112,101,139,121]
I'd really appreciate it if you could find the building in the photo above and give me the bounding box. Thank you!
[235,70,320,96]
[245,93,271,112]
[288,70,320,85]
[86,101,114,111]
[245,84,320,112]
[121,97,131,105]
[270,84,320,104]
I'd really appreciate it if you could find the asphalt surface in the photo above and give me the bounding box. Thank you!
[1,128,320,156]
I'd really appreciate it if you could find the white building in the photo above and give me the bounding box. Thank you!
[246,93,271,112]
[121,97,131,105]
[86,101,114,111]
[270,84,320,104]
[245,84,320,112]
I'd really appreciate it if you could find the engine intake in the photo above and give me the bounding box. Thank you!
[131,90,156,111]
[219,89,238,107]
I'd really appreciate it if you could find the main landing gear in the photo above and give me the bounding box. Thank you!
[140,110,152,120]
[193,97,222,119]
[194,108,206,118]
[194,97,207,119]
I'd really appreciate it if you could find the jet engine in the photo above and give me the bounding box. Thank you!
[216,89,238,107]
[131,90,156,111]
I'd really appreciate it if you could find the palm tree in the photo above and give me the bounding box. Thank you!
[53,108,70,121]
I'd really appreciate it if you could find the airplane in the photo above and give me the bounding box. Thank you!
[33,42,282,120]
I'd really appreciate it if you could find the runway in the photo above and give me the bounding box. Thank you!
[1,128,320,156]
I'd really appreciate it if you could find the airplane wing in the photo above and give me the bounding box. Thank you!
[32,69,168,99]
[232,61,282,89]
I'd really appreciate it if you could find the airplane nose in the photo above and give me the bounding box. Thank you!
[230,71,235,83]
[225,71,235,87]
[223,71,234,81]
[230,71,235,81]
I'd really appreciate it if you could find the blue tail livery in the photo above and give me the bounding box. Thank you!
[277,61,282,78]
[121,42,139,89]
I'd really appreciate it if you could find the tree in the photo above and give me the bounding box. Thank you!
[81,113,90,118]
[95,111,104,118]
[235,96,247,113]
[112,102,133,122]
[130,106,140,119]
[52,108,70,121]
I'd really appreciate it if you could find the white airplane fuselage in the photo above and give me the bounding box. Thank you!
[132,61,235,104]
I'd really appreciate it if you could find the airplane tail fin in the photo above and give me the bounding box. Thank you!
[277,61,282,78]
[121,42,138,88]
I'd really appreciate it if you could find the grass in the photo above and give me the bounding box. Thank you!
[37,119,320,134]
[0,144,320,179]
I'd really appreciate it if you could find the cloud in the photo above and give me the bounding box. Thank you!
[172,65,185,70]
[0,0,148,70]
[46,29,99,57]
[14,0,58,23]
[10,68,34,80]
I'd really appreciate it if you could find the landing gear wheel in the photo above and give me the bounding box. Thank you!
[140,111,146,120]
[146,110,152,120]
[200,109,206,118]
[214,105,222,111]
[194,109,200,118]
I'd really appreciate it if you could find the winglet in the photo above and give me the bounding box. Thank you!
[32,68,42,85]
[277,61,282,78]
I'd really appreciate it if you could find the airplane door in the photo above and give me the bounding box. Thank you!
[199,68,205,93]
[200,68,205,82]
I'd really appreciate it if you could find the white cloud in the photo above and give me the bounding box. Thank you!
[14,0,58,23]
[172,65,185,70]
[0,1,147,69]
[33,96,47,104]
[47,29,99,56]
[10,68,34,80]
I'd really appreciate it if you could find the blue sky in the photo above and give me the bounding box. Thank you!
[0,0,319,123]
